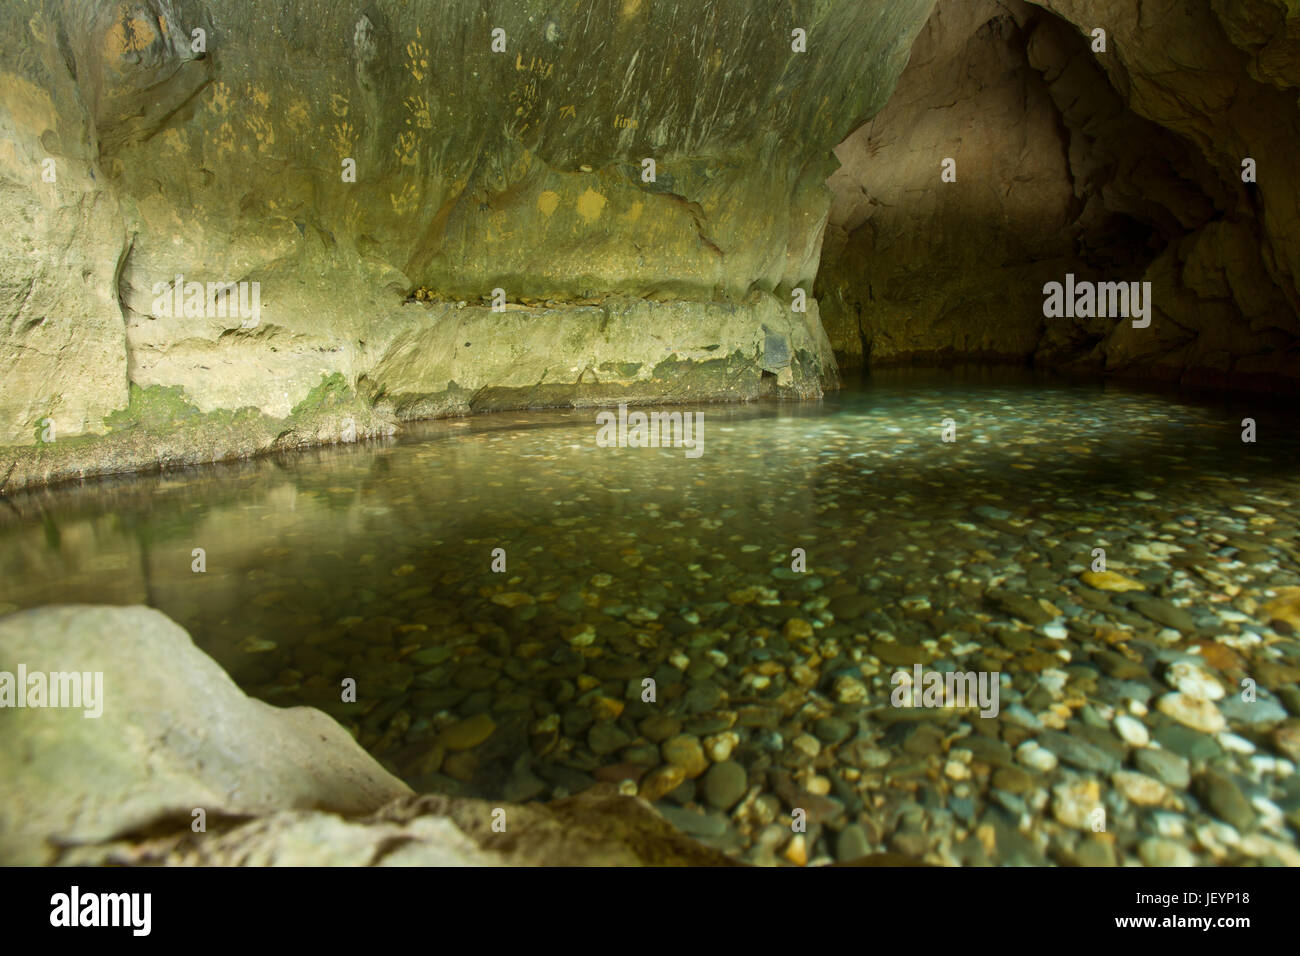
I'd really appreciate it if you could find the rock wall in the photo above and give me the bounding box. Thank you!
[818,0,1300,390]
[0,0,938,488]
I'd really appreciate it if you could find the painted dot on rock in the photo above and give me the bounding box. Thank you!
[576,188,607,223]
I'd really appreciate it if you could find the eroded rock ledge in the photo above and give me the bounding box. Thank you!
[0,0,938,490]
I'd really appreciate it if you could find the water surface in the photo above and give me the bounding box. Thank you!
[4,370,1299,865]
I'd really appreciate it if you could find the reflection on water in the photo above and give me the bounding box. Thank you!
[3,371,1299,865]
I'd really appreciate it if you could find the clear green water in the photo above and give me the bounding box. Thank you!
[3,370,1299,864]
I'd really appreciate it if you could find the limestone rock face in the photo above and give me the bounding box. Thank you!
[0,0,938,482]
[0,605,413,865]
[0,40,130,446]
[820,0,1300,388]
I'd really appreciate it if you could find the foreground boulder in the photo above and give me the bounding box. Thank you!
[0,605,413,864]
[0,605,738,865]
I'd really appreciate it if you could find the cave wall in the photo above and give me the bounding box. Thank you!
[818,0,1079,369]
[818,0,1300,390]
[0,0,937,478]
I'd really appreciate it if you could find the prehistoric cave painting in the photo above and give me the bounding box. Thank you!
[285,99,310,133]
[333,122,356,158]
[576,188,607,224]
[390,182,419,216]
[214,121,236,157]
[395,130,418,167]
[243,85,275,155]
[208,81,231,115]
[405,27,429,83]
[404,95,433,130]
